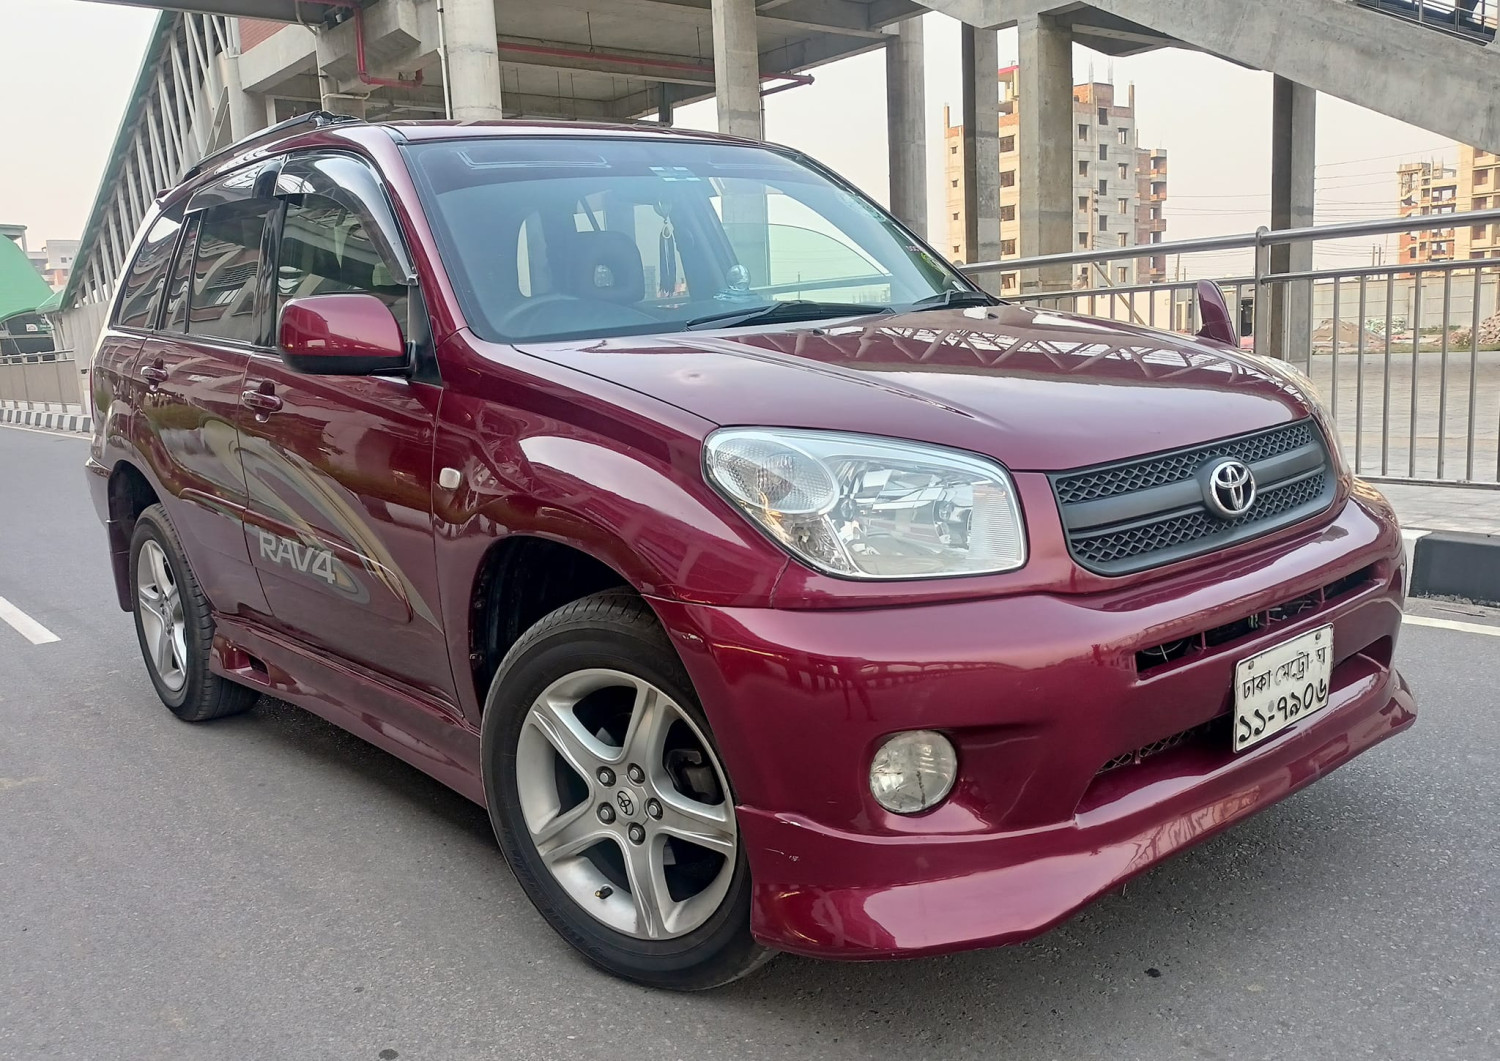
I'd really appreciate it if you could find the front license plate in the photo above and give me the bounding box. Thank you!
[1232,624,1333,752]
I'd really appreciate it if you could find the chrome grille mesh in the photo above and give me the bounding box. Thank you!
[1054,421,1315,505]
[1070,472,1329,567]
[1051,420,1336,576]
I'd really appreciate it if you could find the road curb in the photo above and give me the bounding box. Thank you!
[1412,530,1500,606]
[0,401,92,435]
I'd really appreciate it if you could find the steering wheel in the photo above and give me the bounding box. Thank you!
[498,294,663,336]
[497,294,583,334]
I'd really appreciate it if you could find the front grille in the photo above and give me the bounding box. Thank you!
[1054,422,1315,504]
[1051,420,1337,576]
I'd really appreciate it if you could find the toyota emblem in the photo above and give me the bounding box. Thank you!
[1203,458,1256,518]
[615,791,635,818]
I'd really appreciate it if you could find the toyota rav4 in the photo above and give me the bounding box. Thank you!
[87,113,1415,990]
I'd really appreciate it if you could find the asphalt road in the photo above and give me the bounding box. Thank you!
[1,423,1496,1061]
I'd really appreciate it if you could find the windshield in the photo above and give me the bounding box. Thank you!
[403,136,974,343]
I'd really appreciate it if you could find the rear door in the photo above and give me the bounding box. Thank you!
[94,209,180,450]
[137,167,280,619]
[236,151,455,703]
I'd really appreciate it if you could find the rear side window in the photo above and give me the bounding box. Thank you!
[187,203,274,344]
[276,193,408,336]
[163,215,201,333]
[115,215,182,330]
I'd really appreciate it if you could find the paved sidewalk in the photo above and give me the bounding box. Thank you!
[1375,481,1500,534]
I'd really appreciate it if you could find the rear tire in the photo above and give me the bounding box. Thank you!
[129,504,257,722]
[481,590,772,990]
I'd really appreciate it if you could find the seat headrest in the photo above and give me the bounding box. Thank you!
[566,230,645,305]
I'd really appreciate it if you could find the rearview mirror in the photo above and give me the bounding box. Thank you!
[277,293,408,375]
[1194,280,1239,346]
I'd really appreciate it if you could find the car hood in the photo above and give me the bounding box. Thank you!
[514,304,1313,471]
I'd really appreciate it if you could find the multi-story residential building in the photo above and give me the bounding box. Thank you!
[1398,148,1500,266]
[1397,160,1459,265]
[1457,146,1500,261]
[943,71,1168,292]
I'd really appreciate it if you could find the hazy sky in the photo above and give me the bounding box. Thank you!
[0,2,1457,278]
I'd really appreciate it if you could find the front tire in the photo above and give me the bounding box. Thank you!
[129,504,257,722]
[481,590,771,990]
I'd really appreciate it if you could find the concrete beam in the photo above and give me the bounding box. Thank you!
[1267,76,1316,368]
[622,0,921,39]
[885,18,927,234]
[922,0,1500,150]
[236,24,316,94]
[1016,12,1072,292]
[495,36,716,87]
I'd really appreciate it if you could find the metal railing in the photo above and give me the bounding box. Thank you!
[963,208,1500,487]
[1355,0,1498,42]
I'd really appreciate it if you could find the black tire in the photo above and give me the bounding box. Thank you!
[128,504,258,722]
[481,590,772,990]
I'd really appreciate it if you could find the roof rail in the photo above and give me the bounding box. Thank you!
[182,110,364,181]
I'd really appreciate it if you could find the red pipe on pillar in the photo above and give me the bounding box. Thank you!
[315,0,425,90]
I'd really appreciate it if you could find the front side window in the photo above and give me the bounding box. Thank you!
[405,137,972,343]
[115,213,182,331]
[187,204,273,344]
[276,192,409,337]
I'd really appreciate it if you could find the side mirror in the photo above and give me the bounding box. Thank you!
[1194,279,1238,346]
[277,293,408,375]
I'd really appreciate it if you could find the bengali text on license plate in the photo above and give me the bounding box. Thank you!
[1232,624,1333,752]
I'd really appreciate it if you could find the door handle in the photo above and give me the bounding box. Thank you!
[141,363,168,387]
[241,385,283,415]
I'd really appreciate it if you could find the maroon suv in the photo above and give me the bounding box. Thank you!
[87,113,1415,989]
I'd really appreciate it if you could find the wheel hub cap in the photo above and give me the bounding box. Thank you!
[137,539,188,692]
[516,668,737,941]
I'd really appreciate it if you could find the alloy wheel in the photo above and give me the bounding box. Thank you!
[515,668,737,940]
[137,538,188,692]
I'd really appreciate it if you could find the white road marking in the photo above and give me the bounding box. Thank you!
[0,598,60,645]
[1402,614,1500,638]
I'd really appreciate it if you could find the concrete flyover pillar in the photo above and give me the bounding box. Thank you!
[961,24,1002,287]
[1268,77,1316,367]
[712,0,764,139]
[445,0,504,120]
[712,0,769,286]
[885,17,927,236]
[1017,14,1073,293]
[219,21,261,140]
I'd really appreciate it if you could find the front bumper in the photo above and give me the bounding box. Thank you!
[652,488,1415,959]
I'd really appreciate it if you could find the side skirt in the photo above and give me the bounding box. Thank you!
[209,614,486,807]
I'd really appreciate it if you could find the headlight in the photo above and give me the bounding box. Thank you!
[704,428,1027,579]
[869,731,958,814]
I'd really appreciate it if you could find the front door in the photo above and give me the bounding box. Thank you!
[237,153,455,704]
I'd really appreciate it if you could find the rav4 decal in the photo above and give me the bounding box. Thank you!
[256,529,339,585]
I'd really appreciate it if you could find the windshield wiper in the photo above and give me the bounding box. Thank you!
[683,300,892,331]
[905,289,1002,312]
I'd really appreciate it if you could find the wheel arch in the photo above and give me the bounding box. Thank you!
[467,533,639,712]
[104,459,162,611]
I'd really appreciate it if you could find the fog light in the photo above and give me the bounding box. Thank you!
[869,731,958,814]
